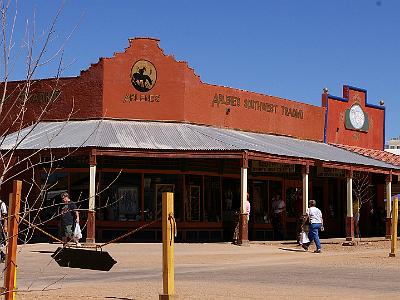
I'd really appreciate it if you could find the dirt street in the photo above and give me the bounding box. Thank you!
[6,239,400,299]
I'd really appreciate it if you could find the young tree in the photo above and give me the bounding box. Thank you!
[0,0,74,234]
[0,1,106,295]
[352,171,375,238]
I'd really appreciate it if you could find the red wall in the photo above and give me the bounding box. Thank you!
[0,62,103,135]
[1,38,385,148]
[183,67,324,140]
[323,85,385,150]
[101,38,325,141]
[102,38,185,121]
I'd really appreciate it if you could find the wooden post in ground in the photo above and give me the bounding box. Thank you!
[385,175,392,239]
[346,172,354,241]
[302,165,309,215]
[4,180,22,300]
[238,165,249,245]
[87,152,97,244]
[389,196,398,257]
[159,192,175,300]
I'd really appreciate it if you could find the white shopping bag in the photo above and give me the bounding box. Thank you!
[299,231,309,245]
[73,223,82,240]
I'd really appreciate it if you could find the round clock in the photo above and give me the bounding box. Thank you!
[349,104,365,130]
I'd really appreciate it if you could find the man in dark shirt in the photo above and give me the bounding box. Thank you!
[60,192,79,243]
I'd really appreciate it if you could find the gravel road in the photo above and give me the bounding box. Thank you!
[7,239,400,299]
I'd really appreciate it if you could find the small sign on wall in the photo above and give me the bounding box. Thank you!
[316,167,345,178]
[252,161,295,173]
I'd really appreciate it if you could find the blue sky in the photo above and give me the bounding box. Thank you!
[8,0,400,143]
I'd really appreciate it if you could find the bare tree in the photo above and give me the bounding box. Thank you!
[0,2,136,297]
[352,171,375,238]
[0,1,103,295]
[0,0,76,236]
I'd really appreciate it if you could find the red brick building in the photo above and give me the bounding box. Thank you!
[1,38,398,243]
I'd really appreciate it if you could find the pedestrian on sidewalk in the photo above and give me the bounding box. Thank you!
[271,194,286,240]
[302,199,324,253]
[60,192,80,246]
[297,213,309,246]
[0,199,7,262]
[246,192,251,222]
[232,192,251,245]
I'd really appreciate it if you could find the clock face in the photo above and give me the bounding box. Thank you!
[349,104,365,130]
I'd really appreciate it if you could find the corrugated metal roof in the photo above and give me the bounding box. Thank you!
[1,120,398,170]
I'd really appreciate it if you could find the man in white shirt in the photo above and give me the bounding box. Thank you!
[303,199,324,253]
[272,195,286,239]
[246,193,251,222]
[0,199,7,262]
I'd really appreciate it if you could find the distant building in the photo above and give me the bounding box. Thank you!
[385,137,400,155]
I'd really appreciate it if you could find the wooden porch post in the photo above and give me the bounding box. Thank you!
[389,195,398,257]
[86,150,96,244]
[4,180,22,300]
[346,170,354,241]
[238,152,249,246]
[386,173,392,239]
[159,192,175,299]
[302,165,309,215]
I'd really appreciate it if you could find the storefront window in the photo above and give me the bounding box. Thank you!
[204,176,221,222]
[270,181,285,239]
[270,180,285,216]
[328,179,337,218]
[99,172,141,221]
[285,186,302,218]
[40,172,68,222]
[70,172,89,215]
[144,174,182,221]
[222,179,240,221]
[312,184,324,213]
[252,181,269,223]
[185,175,202,222]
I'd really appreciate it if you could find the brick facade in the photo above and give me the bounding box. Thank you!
[0,37,386,149]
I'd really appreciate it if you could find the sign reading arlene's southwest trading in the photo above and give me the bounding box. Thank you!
[211,93,304,119]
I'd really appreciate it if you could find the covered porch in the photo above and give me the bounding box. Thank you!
[1,120,399,243]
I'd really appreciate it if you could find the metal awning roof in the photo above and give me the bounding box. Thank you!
[1,119,398,170]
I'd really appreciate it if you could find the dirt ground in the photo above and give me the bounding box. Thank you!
[6,239,400,299]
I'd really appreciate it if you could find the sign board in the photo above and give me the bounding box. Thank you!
[252,161,295,173]
[316,167,345,178]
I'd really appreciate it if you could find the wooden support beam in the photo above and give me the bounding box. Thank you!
[386,175,392,239]
[389,196,398,257]
[4,180,22,300]
[87,161,96,244]
[302,165,309,215]
[159,192,175,300]
[346,173,354,241]
[238,166,249,246]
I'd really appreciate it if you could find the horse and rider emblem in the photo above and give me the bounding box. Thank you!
[130,60,157,92]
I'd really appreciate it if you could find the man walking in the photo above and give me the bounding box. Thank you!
[0,199,7,262]
[303,199,324,253]
[60,192,80,244]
